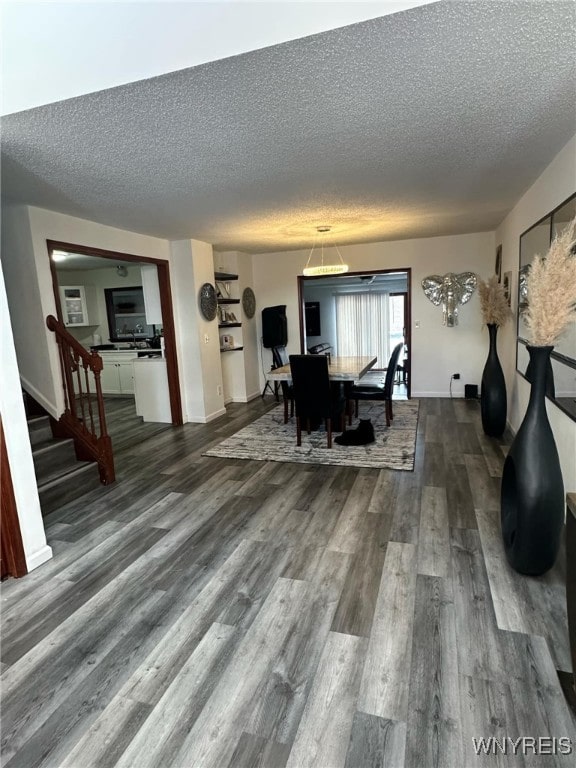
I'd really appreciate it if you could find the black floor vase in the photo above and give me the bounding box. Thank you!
[481,324,507,437]
[500,345,564,576]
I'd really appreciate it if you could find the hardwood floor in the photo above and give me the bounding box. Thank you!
[1,397,574,767]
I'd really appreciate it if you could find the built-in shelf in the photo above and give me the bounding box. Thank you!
[217,298,240,305]
[115,312,147,318]
[219,322,242,328]
[220,346,244,353]
[215,271,239,281]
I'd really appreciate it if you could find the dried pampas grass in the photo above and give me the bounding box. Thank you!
[524,217,576,347]
[478,274,513,327]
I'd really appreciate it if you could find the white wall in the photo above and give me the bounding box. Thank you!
[237,251,260,401]
[252,231,495,397]
[0,268,52,572]
[495,133,576,492]
[2,204,61,415]
[190,239,226,420]
[302,283,338,349]
[169,239,226,422]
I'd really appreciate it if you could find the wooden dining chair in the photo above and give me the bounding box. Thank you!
[289,354,346,448]
[348,342,404,426]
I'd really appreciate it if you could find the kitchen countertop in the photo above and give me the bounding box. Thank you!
[133,356,166,363]
[94,348,161,355]
[96,349,140,354]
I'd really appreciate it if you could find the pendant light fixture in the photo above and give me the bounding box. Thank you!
[303,226,349,277]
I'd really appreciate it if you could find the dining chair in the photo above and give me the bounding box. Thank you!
[289,354,346,448]
[271,345,294,423]
[348,342,404,426]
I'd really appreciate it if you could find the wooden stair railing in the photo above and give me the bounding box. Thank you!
[46,315,115,485]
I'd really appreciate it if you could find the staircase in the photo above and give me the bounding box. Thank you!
[28,414,101,515]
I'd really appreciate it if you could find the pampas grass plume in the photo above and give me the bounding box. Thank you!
[478,274,513,327]
[524,217,576,347]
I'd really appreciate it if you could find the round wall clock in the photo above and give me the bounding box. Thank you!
[199,282,217,321]
[242,287,256,318]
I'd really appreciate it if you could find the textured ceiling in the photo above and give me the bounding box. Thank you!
[2,1,575,254]
[1,1,435,114]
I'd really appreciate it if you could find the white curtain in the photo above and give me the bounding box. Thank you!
[335,292,390,368]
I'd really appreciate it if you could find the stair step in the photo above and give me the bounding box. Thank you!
[33,439,78,486]
[26,407,107,515]
[27,415,52,446]
[38,462,102,516]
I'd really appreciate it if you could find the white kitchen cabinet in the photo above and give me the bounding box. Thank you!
[98,353,136,394]
[59,285,98,327]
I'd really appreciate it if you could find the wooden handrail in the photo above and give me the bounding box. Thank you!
[46,315,115,484]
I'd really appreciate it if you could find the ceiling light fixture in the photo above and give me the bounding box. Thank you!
[303,226,349,277]
[116,265,128,277]
[51,250,68,262]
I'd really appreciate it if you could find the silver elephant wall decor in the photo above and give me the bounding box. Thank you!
[422,272,478,326]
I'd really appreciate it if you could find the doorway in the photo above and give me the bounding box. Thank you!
[47,240,182,425]
[297,269,411,398]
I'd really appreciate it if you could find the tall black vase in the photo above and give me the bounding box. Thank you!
[481,324,507,437]
[500,345,564,576]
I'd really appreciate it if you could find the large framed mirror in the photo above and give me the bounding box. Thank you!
[517,192,576,421]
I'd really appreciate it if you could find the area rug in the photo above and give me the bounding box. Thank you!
[204,400,419,471]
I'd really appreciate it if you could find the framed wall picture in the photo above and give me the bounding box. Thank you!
[495,244,502,282]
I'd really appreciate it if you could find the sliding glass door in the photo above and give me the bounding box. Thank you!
[335,291,390,365]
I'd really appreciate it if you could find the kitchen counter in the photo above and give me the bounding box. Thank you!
[97,349,138,355]
[96,349,162,362]
[96,348,160,355]
[132,355,165,362]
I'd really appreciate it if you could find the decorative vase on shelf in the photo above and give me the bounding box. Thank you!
[500,345,564,576]
[481,323,506,437]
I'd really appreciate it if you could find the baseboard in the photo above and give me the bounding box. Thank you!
[187,406,228,424]
[205,407,228,422]
[228,391,262,404]
[25,544,53,572]
[20,377,59,419]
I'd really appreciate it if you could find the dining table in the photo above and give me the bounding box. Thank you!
[267,355,378,427]
[266,355,377,383]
